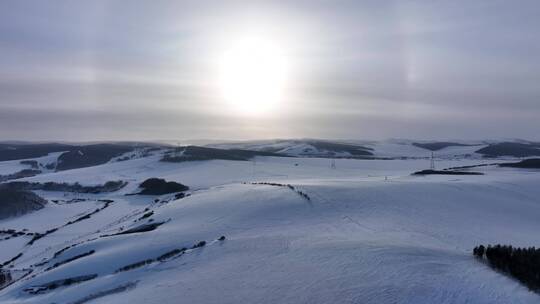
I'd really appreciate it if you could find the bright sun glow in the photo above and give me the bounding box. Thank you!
[218,36,288,115]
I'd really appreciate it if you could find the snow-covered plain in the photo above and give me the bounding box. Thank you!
[1,151,540,303]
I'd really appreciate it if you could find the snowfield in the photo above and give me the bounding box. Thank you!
[1,151,540,303]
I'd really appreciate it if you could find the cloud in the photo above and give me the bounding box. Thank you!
[0,0,539,140]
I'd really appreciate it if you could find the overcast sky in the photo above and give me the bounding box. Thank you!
[1,0,539,141]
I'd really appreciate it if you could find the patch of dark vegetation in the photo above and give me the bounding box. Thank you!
[0,188,47,219]
[147,192,191,204]
[115,259,154,273]
[114,255,160,273]
[1,253,23,267]
[45,250,95,271]
[114,222,165,235]
[136,211,154,221]
[137,178,189,195]
[55,144,136,171]
[44,162,56,170]
[412,169,483,176]
[20,160,39,169]
[412,142,473,151]
[249,182,311,201]
[0,270,12,288]
[101,221,166,237]
[192,241,206,249]
[156,248,187,262]
[115,147,161,162]
[0,269,32,291]
[53,246,76,260]
[161,145,286,163]
[218,235,226,241]
[476,142,540,157]
[443,163,501,171]
[70,281,138,304]
[27,228,59,245]
[3,180,127,193]
[473,244,540,293]
[23,274,97,294]
[499,158,540,169]
[32,260,49,267]
[115,237,222,273]
[174,192,186,199]
[51,198,88,204]
[307,140,373,156]
[71,213,91,223]
[0,169,42,182]
[65,201,113,226]
[0,229,36,241]
[52,238,99,259]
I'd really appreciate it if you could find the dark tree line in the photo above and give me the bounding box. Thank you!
[473,244,540,292]
[3,180,126,194]
[249,182,311,201]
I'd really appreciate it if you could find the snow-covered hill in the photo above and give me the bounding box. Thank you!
[0,148,539,303]
[209,139,540,160]
[209,139,491,159]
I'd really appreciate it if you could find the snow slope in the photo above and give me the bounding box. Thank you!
[0,153,540,303]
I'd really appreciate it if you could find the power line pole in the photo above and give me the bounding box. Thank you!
[252,159,255,177]
[430,152,435,170]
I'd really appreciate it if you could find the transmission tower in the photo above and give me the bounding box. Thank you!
[430,152,435,170]
[330,159,336,169]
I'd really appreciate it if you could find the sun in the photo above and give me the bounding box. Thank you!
[218,36,288,115]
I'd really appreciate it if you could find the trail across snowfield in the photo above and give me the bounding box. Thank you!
[1,155,540,303]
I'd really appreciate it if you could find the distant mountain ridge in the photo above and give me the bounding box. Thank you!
[476,142,540,157]
[0,139,539,181]
[0,143,161,172]
[210,139,540,159]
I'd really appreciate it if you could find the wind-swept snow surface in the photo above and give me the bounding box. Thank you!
[0,154,540,303]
